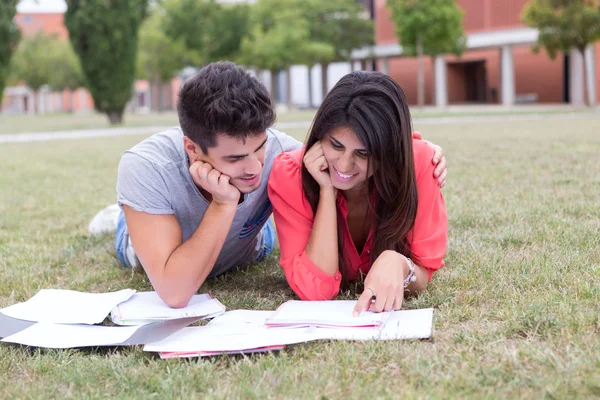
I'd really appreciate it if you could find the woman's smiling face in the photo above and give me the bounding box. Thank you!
[321,126,373,192]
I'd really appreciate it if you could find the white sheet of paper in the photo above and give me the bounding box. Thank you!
[111,292,225,325]
[379,308,433,340]
[308,308,434,341]
[144,323,319,353]
[1,323,141,349]
[265,300,389,328]
[206,310,274,326]
[0,289,136,325]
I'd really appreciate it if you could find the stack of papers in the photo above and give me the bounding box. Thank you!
[0,289,211,349]
[265,300,389,328]
[143,303,434,358]
[110,292,225,326]
[144,310,313,358]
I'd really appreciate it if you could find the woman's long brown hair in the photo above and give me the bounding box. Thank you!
[301,71,418,288]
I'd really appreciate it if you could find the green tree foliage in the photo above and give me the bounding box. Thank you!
[0,0,20,105]
[162,0,250,63]
[65,0,148,124]
[48,41,85,113]
[10,32,57,113]
[305,0,374,101]
[137,8,197,111]
[239,0,334,106]
[522,0,600,105]
[388,0,466,106]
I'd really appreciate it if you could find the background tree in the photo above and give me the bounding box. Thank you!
[137,9,197,111]
[162,0,250,64]
[305,0,374,102]
[522,0,600,106]
[47,40,84,113]
[10,32,57,114]
[388,0,466,107]
[65,0,148,124]
[239,0,333,107]
[0,0,20,107]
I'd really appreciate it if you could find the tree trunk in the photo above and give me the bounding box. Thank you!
[107,109,124,125]
[69,90,75,113]
[32,90,39,114]
[166,80,173,110]
[431,56,436,106]
[321,62,329,102]
[269,69,278,106]
[580,48,590,107]
[417,37,425,109]
[158,81,165,112]
[286,66,293,110]
[307,65,313,108]
[148,80,154,112]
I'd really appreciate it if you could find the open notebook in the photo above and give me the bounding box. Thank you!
[265,300,390,328]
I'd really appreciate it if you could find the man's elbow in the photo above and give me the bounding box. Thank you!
[158,291,192,309]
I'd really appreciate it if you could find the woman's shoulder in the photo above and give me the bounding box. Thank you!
[274,147,305,168]
[268,147,306,194]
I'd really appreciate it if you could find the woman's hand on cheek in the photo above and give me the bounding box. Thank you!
[353,250,407,316]
[303,141,334,189]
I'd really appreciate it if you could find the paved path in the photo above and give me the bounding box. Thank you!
[0,112,595,144]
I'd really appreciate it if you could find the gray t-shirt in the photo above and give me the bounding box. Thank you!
[116,126,302,277]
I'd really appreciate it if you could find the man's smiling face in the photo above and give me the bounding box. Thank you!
[195,131,268,193]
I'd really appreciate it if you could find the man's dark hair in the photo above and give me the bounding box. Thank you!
[177,61,275,153]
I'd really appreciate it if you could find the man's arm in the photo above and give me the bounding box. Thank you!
[123,201,236,308]
[124,160,241,308]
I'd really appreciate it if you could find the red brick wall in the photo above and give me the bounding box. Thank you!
[512,46,563,103]
[458,0,530,32]
[488,0,530,30]
[375,0,397,45]
[459,0,487,32]
[14,13,68,39]
[387,57,435,105]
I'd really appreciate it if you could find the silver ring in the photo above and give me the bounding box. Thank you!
[367,287,376,297]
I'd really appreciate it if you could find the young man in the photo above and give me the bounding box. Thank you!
[90,62,447,308]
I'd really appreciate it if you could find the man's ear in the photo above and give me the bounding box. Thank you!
[183,136,204,162]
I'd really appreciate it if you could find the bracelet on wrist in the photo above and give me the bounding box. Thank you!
[400,254,416,288]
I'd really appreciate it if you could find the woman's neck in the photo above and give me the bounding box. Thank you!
[341,182,369,206]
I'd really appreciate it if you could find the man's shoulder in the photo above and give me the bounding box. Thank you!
[266,128,303,155]
[123,126,185,168]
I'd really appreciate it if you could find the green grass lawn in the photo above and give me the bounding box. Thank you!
[0,110,317,135]
[0,119,599,398]
[0,106,591,135]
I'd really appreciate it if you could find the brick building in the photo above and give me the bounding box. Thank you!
[351,0,598,106]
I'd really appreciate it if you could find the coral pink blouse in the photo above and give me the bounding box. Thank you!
[268,139,448,300]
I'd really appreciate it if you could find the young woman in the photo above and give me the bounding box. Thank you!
[268,71,448,315]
